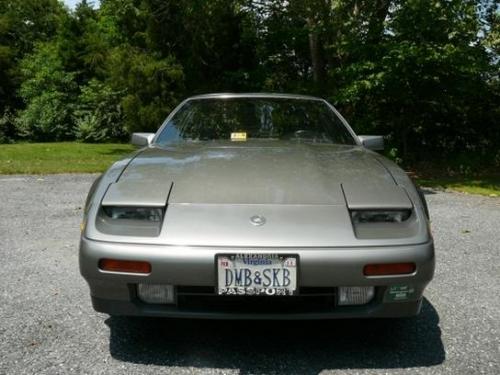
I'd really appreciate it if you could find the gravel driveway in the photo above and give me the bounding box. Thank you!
[0,174,498,375]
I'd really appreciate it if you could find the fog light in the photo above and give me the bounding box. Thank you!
[338,286,375,306]
[137,284,175,304]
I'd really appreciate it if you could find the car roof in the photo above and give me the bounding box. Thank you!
[187,93,325,101]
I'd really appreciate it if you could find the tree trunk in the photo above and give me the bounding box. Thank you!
[306,17,325,88]
[368,0,391,43]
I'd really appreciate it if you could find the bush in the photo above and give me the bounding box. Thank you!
[0,109,16,143]
[15,91,76,141]
[75,79,127,142]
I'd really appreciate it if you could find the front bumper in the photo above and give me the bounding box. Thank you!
[79,237,435,319]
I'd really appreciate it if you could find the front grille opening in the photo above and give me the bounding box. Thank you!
[177,295,336,314]
[171,286,339,314]
[300,287,336,295]
[177,285,215,295]
[176,286,337,296]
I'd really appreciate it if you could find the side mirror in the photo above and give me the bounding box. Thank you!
[358,135,384,151]
[131,132,155,147]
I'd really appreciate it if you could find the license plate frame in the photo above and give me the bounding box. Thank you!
[216,253,299,296]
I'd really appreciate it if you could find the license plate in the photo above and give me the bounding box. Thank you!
[217,254,298,296]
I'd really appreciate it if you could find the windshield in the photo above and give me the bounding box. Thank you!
[155,97,356,146]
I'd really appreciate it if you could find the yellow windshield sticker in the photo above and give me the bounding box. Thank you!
[231,132,247,141]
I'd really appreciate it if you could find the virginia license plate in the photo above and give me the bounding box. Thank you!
[217,254,298,296]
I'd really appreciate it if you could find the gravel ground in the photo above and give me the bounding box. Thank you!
[0,174,498,375]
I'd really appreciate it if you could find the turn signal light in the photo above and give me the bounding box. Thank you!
[98,258,151,274]
[364,262,416,276]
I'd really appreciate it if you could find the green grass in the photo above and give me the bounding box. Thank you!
[0,142,135,174]
[416,177,500,197]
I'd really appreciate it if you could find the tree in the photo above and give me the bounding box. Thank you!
[0,0,66,113]
[16,42,78,141]
[105,47,184,133]
[143,0,259,91]
[0,0,497,170]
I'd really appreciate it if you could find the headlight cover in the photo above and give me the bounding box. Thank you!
[97,206,165,237]
[351,209,412,224]
[102,206,163,222]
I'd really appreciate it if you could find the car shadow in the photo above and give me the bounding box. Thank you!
[106,298,444,374]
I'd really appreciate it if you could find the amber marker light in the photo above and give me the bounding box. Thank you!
[363,262,416,276]
[98,258,151,274]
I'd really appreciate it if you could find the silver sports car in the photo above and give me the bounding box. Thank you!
[79,93,435,319]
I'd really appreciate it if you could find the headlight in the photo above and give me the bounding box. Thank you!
[102,206,163,222]
[351,209,411,224]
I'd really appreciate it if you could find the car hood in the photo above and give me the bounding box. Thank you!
[111,141,397,206]
[93,141,427,247]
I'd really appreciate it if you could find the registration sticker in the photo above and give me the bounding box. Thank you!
[230,132,247,141]
[385,285,416,302]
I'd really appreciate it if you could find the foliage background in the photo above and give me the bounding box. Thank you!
[0,0,498,170]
